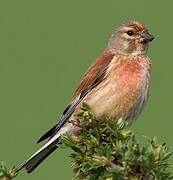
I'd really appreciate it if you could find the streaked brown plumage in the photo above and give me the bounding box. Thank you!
[17,20,154,173]
[74,50,114,97]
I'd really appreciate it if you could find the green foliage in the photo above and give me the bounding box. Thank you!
[0,162,17,180]
[60,103,173,180]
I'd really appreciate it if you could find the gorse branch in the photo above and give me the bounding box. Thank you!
[60,103,173,180]
[1,103,173,179]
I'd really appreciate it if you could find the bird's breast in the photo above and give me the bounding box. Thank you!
[86,56,151,122]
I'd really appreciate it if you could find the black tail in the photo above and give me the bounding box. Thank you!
[16,140,58,173]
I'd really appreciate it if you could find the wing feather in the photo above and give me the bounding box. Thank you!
[37,50,114,143]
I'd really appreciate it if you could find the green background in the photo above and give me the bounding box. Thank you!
[0,0,172,179]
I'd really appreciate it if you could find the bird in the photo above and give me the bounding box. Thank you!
[17,20,154,173]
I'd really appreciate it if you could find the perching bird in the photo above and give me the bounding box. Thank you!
[17,20,154,173]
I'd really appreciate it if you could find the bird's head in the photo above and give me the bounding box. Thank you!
[107,20,154,56]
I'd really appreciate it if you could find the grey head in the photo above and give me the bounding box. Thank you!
[107,20,154,56]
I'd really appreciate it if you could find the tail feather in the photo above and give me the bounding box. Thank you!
[25,142,58,173]
[16,123,71,173]
[16,138,59,173]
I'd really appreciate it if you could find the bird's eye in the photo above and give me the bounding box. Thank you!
[127,31,134,36]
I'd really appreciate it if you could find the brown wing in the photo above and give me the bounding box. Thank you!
[37,50,114,143]
[74,50,114,97]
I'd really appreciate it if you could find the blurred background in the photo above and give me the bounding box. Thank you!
[0,0,172,179]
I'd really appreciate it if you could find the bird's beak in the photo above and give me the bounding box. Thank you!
[141,31,154,43]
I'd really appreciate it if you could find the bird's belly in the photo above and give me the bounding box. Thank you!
[85,68,150,123]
